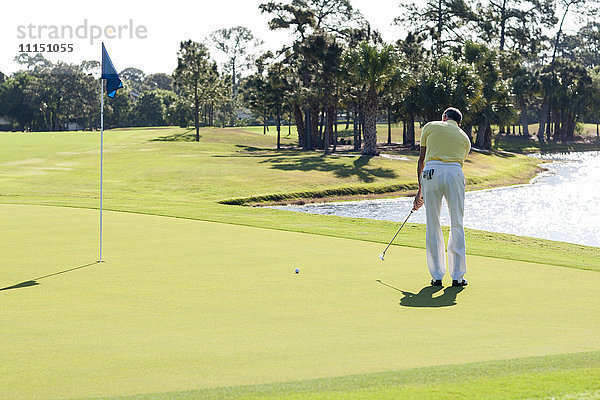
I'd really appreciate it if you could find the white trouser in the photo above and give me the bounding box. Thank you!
[421,161,467,281]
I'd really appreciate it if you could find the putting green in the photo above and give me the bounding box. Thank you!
[1,204,599,399]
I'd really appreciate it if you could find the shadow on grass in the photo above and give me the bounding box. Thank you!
[0,262,101,292]
[376,280,464,307]
[149,128,197,142]
[214,146,397,183]
[267,155,397,183]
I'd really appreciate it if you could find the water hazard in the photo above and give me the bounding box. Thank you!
[272,151,600,247]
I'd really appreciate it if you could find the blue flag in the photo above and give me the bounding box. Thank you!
[101,43,123,98]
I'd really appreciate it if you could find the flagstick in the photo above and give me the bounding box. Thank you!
[99,77,105,263]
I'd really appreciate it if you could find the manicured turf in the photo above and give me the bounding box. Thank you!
[0,127,541,209]
[2,205,600,399]
[1,127,599,399]
[89,352,600,399]
[5,126,595,273]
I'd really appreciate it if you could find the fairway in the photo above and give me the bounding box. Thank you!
[2,204,600,399]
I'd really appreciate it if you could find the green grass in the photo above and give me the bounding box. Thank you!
[87,351,600,399]
[1,126,595,271]
[1,126,599,399]
[0,126,539,215]
[2,205,600,400]
[495,135,600,154]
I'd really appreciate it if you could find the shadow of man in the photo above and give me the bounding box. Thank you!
[400,286,464,308]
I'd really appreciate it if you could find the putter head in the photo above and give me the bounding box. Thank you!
[379,253,385,261]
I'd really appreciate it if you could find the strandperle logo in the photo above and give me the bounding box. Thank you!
[16,19,148,45]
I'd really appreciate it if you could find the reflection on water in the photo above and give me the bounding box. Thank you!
[271,151,600,247]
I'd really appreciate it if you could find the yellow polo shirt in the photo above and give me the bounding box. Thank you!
[420,120,471,166]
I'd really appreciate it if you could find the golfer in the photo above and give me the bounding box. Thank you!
[412,107,471,287]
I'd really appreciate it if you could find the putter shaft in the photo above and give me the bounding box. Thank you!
[381,210,413,257]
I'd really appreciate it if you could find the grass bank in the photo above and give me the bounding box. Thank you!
[87,351,600,400]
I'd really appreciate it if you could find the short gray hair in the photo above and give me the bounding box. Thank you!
[443,107,462,124]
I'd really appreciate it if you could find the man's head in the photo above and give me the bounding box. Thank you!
[442,107,462,124]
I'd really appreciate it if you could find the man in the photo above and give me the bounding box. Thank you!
[412,107,471,287]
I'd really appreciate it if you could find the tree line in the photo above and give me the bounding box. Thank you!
[2,0,600,154]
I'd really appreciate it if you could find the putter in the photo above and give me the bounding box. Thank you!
[379,210,414,261]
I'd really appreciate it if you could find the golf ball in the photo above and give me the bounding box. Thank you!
[295,268,300,274]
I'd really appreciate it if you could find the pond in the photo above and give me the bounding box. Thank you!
[271,151,600,248]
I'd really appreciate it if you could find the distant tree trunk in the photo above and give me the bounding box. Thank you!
[358,104,364,149]
[552,109,561,142]
[353,106,359,150]
[345,109,350,130]
[362,87,378,155]
[406,115,416,149]
[545,2,571,144]
[538,96,548,142]
[305,106,313,149]
[546,110,564,142]
[319,106,325,148]
[293,103,305,148]
[328,101,336,152]
[263,108,267,135]
[485,125,492,149]
[463,124,473,144]
[546,108,554,143]
[310,106,320,150]
[194,83,200,141]
[565,113,576,141]
[46,110,52,131]
[331,98,338,153]
[232,62,237,97]
[476,117,491,149]
[387,108,392,145]
[499,0,507,51]
[519,98,530,137]
[276,105,281,149]
[402,120,407,144]
[333,101,338,152]
[436,0,443,55]
[550,111,557,141]
[324,104,332,155]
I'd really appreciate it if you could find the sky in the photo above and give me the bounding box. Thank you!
[1,0,581,78]
[1,0,405,76]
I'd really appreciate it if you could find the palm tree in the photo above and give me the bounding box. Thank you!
[508,65,535,137]
[345,42,397,155]
[395,32,429,149]
[463,41,509,149]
